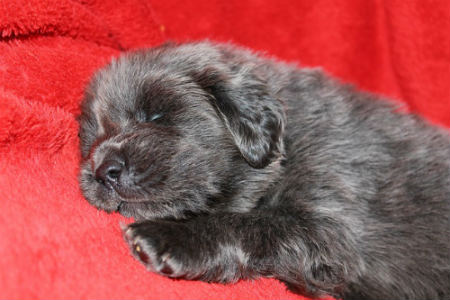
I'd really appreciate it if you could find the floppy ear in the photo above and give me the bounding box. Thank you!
[192,67,286,168]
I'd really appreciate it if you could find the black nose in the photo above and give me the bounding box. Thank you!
[95,159,124,185]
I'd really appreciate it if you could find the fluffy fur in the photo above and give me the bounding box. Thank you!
[78,42,450,300]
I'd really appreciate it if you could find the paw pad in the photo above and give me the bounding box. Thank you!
[132,240,150,264]
[122,223,184,278]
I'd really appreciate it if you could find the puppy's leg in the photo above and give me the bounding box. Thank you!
[123,207,361,298]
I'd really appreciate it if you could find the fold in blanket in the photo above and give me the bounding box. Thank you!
[0,0,448,299]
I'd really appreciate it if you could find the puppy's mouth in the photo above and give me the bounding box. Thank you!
[105,180,145,203]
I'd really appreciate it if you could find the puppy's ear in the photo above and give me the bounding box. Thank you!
[193,67,286,168]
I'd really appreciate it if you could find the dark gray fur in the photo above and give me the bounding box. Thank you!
[78,41,450,300]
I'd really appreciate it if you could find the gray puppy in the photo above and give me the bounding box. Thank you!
[78,41,450,300]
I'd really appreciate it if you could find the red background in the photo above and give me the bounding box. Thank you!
[0,0,449,299]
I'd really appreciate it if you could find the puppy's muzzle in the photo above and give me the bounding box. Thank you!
[94,152,134,197]
[95,158,124,186]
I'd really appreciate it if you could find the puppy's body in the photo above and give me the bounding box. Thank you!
[78,42,450,300]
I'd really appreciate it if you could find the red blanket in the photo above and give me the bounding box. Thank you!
[1,0,449,299]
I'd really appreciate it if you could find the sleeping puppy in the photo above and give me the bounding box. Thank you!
[78,41,450,300]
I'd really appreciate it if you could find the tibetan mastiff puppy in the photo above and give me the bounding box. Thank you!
[78,42,450,300]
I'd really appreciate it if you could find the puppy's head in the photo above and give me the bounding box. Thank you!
[78,42,286,220]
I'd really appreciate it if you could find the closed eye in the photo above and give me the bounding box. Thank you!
[147,112,164,122]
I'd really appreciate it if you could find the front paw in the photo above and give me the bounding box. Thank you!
[123,221,199,278]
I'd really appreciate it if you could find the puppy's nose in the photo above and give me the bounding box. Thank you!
[95,159,123,185]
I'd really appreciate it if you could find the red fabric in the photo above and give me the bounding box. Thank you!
[0,0,449,299]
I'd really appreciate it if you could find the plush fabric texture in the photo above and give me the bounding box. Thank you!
[0,0,448,299]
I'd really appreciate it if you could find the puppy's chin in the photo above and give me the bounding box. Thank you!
[115,201,159,220]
